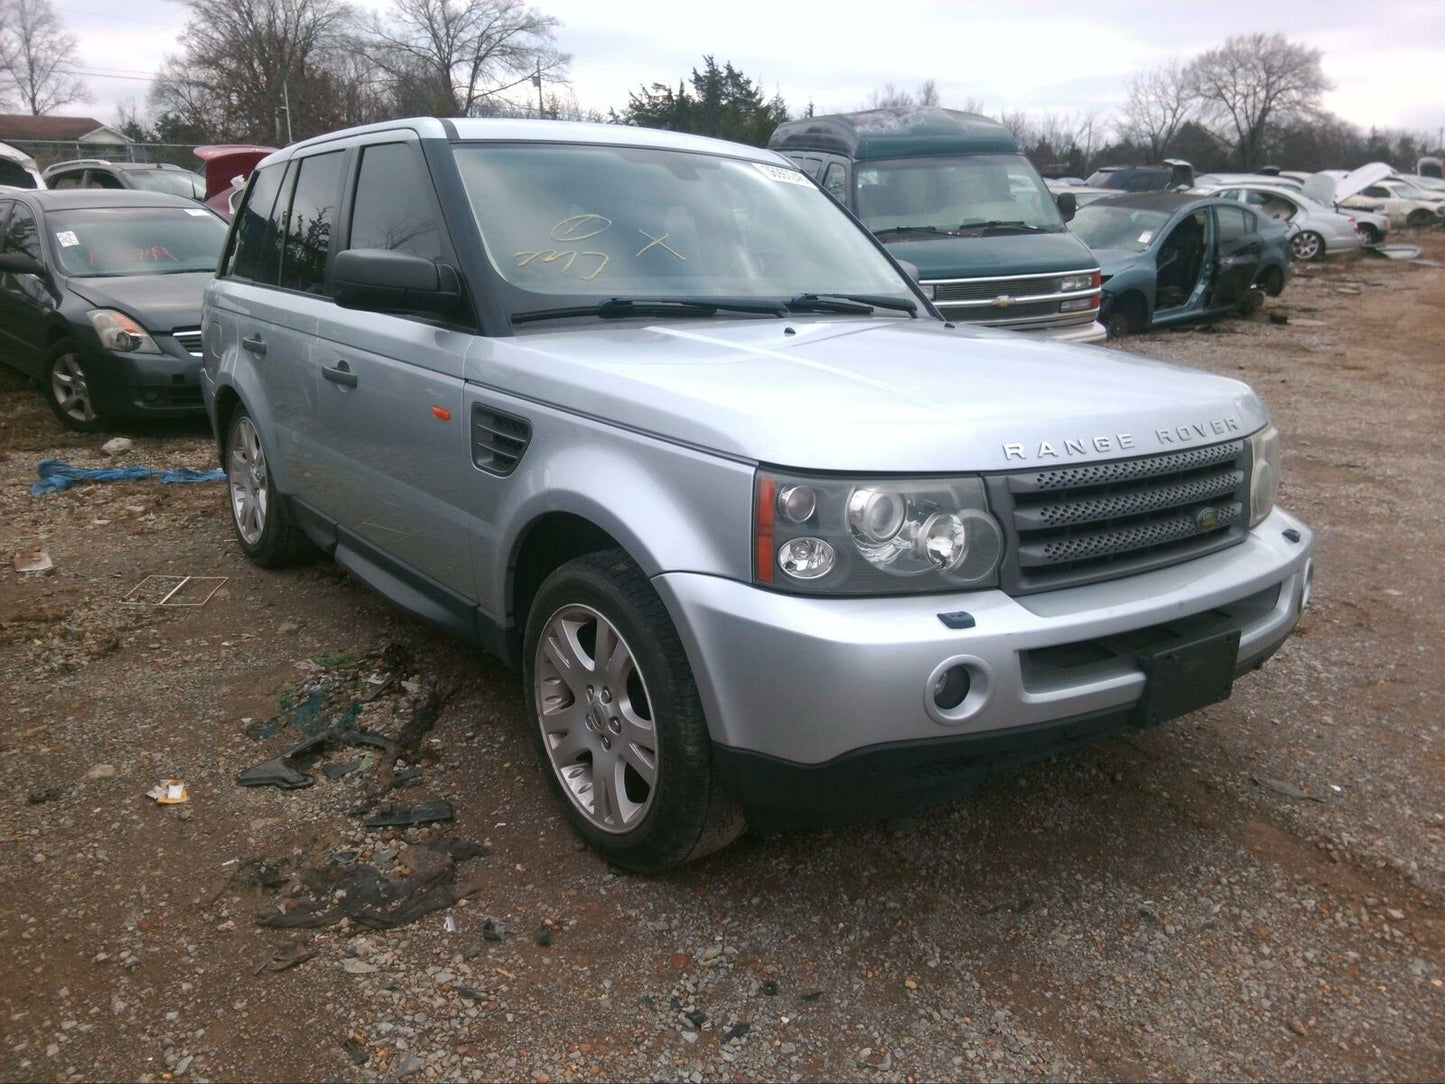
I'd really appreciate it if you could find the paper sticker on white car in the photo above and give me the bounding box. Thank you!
[754,162,812,186]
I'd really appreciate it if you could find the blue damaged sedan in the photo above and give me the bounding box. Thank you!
[1069,192,1291,338]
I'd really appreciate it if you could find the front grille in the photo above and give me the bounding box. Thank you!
[944,299,1062,323]
[471,405,531,476]
[987,440,1252,595]
[172,328,203,358]
[934,274,1067,303]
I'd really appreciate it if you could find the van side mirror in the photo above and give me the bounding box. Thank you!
[333,248,460,315]
[1055,192,1077,222]
[0,252,45,276]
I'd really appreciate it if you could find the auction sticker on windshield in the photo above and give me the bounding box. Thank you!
[754,162,811,185]
[56,230,80,247]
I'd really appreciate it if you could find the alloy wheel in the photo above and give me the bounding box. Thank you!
[1291,231,1321,261]
[50,353,95,423]
[534,604,659,833]
[227,416,269,546]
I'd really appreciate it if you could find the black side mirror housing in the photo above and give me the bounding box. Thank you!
[1055,191,1077,222]
[333,248,460,315]
[0,252,46,276]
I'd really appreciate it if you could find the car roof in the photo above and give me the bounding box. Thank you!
[42,159,193,175]
[767,107,1017,159]
[272,116,792,169]
[4,189,206,211]
[1084,191,1212,213]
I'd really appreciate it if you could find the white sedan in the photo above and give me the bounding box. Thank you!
[1199,183,1365,261]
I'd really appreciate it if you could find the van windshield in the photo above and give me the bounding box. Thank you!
[853,154,1064,235]
[454,143,911,306]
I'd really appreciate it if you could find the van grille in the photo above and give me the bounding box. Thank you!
[471,406,531,476]
[934,275,1069,303]
[924,270,1100,328]
[987,440,1252,594]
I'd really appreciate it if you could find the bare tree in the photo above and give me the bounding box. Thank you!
[0,0,90,115]
[863,79,942,110]
[361,0,568,117]
[1119,59,1192,162]
[150,0,356,144]
[1188,33,1330,168]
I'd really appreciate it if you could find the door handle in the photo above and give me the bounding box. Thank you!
[241,334,267,356]
[322,360,357,388]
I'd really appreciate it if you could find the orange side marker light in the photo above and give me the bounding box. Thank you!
[432,406,452,421]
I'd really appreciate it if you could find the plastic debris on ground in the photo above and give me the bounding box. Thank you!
[30,458,226,497]
[146,780,189,804]
[100,437,133,456]
[13,548,53,574]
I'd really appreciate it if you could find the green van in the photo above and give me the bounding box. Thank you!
[769,108,1105,341]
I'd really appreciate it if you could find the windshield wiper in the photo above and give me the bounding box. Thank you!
[872,225,958,239]
[957,220,1051,234]
[512,296,787,324]
[787,292,918,316]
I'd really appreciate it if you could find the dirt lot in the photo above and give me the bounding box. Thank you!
[2,238,1443,1084]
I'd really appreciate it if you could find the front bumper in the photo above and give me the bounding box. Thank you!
[654,507,1313,822]
[89,341,204,418]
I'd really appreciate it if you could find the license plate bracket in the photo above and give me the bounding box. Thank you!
[1136,629,1240,726]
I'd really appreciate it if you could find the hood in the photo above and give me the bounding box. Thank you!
[1304,162,1393,205]
[67,272,210,331]
[881,230,1097,278]
[1090,247,1142,278]
[473,317,1266,473]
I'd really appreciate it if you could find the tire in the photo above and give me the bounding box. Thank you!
[1290,230,1324,262]
[1406,209,1433,229]
[223,405,317,567]
[44,341,106,432]
[523,549,745,872]
[1104,293,1145,339]
[1259,266,1285,298]
[1239,288,1264,315]
[1357,224,1382,246]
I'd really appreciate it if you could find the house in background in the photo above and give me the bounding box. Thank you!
[0,115,133,170]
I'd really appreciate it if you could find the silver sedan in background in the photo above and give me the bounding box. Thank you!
[1196,182,1367,261]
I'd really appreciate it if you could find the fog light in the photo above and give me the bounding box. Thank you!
[932,665,971,710]
[778,537,834,580]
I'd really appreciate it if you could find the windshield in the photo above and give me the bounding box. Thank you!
[1068,205,1173,253]
[1086,168,1170,192]
[853,154,1063,234]
[453,143,910,308]
[127,169,205,199]
[47,206,227,277]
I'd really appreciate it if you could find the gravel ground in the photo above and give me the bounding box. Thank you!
[1,236,1442,1083]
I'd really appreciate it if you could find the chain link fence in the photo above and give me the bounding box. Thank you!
[5,140,203,172]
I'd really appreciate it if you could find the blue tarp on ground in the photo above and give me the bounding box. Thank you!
[31,458,226,497]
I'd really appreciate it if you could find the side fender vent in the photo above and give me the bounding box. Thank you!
[471,405,531,476]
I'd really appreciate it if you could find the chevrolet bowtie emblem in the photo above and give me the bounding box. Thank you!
[993,295,1014,308]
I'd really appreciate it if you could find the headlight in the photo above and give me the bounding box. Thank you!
[1059,272,1098,293]
[755,471,1004,594]
[88,309,161,354]
[1248,424,1281,528]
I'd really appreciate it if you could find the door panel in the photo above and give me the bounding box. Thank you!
[1209,205,1263,308]
[0,202,54,373]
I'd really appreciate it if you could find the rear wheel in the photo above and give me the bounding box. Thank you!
[524,550,744,872]
[1356,224,1383,245]
[1258,266,1285,298]
[1290,230,1324,261]
[1406,209,1434,229]
[224,405,317,567]
[45,341,105,432]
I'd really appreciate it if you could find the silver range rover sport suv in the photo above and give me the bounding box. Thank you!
[201,119,1315,872]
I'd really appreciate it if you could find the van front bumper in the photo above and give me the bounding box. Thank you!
[653,508,1313,825]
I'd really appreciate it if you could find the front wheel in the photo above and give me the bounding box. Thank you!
[1290,230,1324,262]
[45,342,105,432]
[524,550,744,872]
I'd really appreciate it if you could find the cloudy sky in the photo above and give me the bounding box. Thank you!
[47,0,1445,138]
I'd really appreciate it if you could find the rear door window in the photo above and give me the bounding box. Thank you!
[279,151,344,294]
[1215,205,1250,243]
[84,169,124,189]
[47,170,85,190]
[228,161,291,285]
[348,143,445,261]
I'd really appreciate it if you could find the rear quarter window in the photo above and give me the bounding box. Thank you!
[226,161,289,284]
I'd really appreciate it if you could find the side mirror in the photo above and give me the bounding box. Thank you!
[333,248,460,315]
[0,252,45,276]
[1055,192,1077,222]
